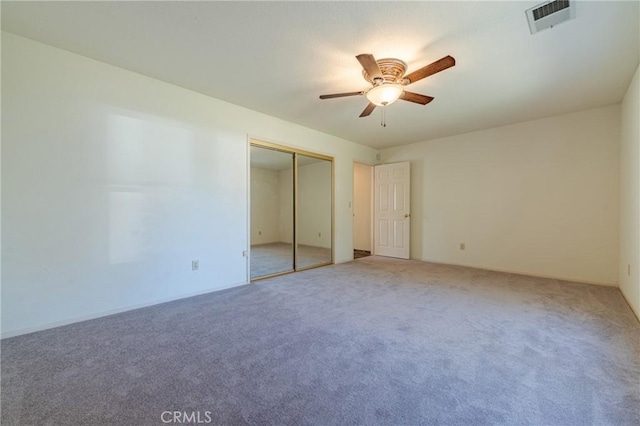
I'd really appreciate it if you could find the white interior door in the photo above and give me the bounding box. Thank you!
[374,162,410,259]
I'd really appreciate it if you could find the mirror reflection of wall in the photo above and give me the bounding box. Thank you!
[250,142,333,280]
[250,146,294,278]
[297,155,332,269]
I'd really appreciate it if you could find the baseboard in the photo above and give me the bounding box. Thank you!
[418,258,618,287]
[618,286,640,323]
[1,280,250,339]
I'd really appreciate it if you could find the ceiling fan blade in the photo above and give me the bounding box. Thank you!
[403,55,456,85]
[400,91,435,105]
[319,91,364,99]
[356,54,383,80]
[359,102,376,117]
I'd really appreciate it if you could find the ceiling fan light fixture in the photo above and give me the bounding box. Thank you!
[366,84,404,106]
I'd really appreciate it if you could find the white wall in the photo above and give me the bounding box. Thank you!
[380,105,620,285]
[250,167,280,245]
[1,33,377,337]
[353,162,372,251]
[619,64,640,319]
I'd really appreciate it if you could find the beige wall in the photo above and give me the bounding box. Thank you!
[619,64,640,318]
[380,105,620,285]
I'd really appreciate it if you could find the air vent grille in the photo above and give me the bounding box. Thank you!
[532,0,570,21]
[526,0,575,34]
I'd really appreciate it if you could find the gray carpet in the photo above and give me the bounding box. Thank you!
[2,256,639,425]
[250,242,331,278]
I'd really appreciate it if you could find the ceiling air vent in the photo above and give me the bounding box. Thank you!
[526,0,575,34]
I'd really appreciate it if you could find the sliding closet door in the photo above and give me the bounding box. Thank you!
[250,140,333,280]
[250,145,294,279]
[296,155,333,269]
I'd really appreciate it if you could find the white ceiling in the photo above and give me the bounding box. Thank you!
[2,1,638,149]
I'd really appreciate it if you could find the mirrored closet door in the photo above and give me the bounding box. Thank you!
[296,154,332,269]
[250,145,294,278]
[250,141,333,280]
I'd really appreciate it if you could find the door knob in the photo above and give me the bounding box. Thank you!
[404,213,411,218]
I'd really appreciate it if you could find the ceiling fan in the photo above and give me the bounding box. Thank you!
[319,54,456,118]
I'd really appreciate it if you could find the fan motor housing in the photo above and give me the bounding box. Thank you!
[362,58,407,85]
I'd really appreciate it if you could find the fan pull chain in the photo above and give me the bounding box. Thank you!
[381,105,387,127]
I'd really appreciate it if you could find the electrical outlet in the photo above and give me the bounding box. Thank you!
[460,243,465,250]
[192,260,199,271]
[242,251,248,257]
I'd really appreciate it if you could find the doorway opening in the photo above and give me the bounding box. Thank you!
[249,139,333,280]
[353,162,373,259]
[352,161,412,260]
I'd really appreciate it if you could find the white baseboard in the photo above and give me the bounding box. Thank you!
[1,280,250,339]
[418,257,618,287]
[619,286,640,323]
